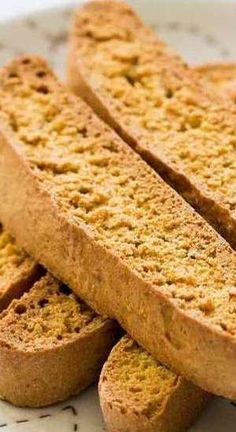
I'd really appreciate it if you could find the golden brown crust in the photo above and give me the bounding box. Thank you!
[0,274,119,407]
[68,1,236,250]
[1,56,236,398]
[99,336,209,432]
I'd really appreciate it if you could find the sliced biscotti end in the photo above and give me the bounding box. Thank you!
[0,274,120,407]
[196,63,236,103]
[99,336,209,432]
[0,223,41,311]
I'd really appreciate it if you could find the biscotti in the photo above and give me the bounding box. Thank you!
[0,223,41,310]
[68,1,236,249]
[99,336,209,432]
[0,273,119,407]
[0,56,236,399]
[196,63,236,102]
[0,223,119,407]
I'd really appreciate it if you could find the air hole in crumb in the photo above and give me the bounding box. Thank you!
[129,386,142,393]
[220,322,228,332]
[79,186,90,194]
[57,335,63,341]
[75,327,80,333]
[179,123,187,132]
[165,331,172,343]
[36,70,46,78]
[36,85,49,94]
[59,284,72,296]
[15,304,27,315]
[120,407,127,415]
[80,127,88,137]
[165,88,173,99]
[38,298,49,308]
[9,72,18,79]
[125,74,136,86]
[22,58,30,65]
[10,117,18,132]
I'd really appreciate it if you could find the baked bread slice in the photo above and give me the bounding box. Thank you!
[99,336,209,432]
[0,223,119,407]
[0,273,119,407]
[68,0,236,250]
[0,223,41,310]
[196,63,236,102]
[0,57,236,399]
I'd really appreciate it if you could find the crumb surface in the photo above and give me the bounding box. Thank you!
[73,1,236,221]
[102,335,178,419]
[0,274,105,351]
[0,224,35,297]
[0,56,236,336]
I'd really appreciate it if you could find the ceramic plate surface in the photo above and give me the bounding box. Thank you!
[0,1,236,430]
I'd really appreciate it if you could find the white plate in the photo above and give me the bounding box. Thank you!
[0,1,236,431]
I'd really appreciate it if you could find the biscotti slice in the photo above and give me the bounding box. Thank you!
[68,1,236,249]
[1,57,236,399]
[0,223,41,310]
[196,63,236,103]
[99,336,209,432]
[0,222,119,407]
[0,273,119,407]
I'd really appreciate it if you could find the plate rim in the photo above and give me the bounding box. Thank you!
[1,0,236,25]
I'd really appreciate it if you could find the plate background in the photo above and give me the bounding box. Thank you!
[0,1,236,430]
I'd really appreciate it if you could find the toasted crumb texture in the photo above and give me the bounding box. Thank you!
[70,1,236,248]
[1,56,236,398]
[0,274,105,351]
[99,336,209,432]
[0,273,119,407]
[102,336,178,416]
[197,63,236,103]
[0,57,235,336]
[0,223,40,310]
